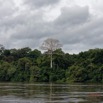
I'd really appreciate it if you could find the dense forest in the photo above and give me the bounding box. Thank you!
[0,46,103,83]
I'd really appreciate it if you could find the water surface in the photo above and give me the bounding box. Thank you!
[0,83,103,103]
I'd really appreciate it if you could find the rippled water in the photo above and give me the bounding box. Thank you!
[0,83,103,103]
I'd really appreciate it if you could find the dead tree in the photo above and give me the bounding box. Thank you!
[40,38,62,68]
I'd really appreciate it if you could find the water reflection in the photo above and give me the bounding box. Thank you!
[0,83,103,103]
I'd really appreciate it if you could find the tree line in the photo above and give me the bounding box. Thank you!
[0,46,103,83]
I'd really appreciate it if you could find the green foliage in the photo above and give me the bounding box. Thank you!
[66,48,103,83]
[29,66,40,82]
[0,47,103,83]
[28,49,41,59]
[0,62,16,81]
[66,65,87,82]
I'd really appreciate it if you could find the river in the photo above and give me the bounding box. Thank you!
[0,83,103,103]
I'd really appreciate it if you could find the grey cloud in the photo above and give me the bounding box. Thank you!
[10,16,52,40]
[50,7,103,53]
[0,0,16,19]
[1,2,103,54]
[6,39,39,49]
[23,0,60,8]
[0,15,26,30]
[54,6,90,28]
[2,6,91,50]
[50,6,91,43]
[59,17,103,53]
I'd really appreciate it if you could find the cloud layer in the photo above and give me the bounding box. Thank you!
[0,0,103,53]
[23,0,59,8]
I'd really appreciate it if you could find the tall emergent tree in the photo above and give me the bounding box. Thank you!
[40,38,62,68]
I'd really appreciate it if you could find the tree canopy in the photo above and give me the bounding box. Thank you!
[40,38,62,52]
[0,45,103,83]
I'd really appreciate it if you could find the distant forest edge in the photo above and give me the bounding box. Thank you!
[0,46,103,83]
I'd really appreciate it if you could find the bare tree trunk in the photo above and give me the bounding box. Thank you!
[40,38,62,68]
[50,52,53,68]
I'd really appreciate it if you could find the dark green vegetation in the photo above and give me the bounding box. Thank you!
[0,47,103,83]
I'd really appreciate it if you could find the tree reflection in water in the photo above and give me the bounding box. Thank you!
[0,83,102,103]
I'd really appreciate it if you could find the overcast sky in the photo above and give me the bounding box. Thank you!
[0,0,103,54]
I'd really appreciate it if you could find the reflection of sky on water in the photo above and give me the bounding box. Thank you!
[0,96,45,103]
[0,83,103,103]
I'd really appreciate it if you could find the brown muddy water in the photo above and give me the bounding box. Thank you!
[0,83,103,103]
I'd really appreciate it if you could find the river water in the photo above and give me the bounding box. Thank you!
[0,83,103,103]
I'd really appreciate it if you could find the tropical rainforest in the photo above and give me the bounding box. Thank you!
[0,47,103,83]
